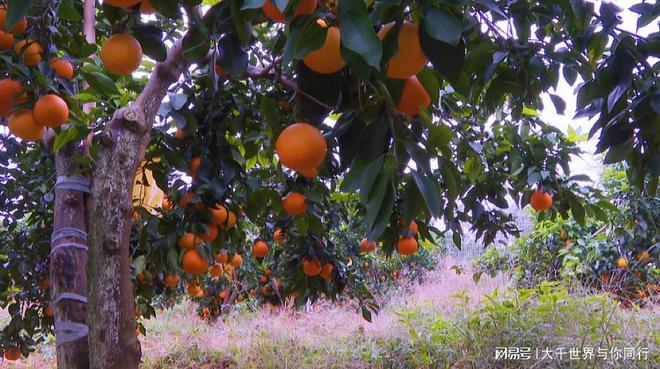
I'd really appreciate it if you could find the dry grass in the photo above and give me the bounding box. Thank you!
[1,257,656,368]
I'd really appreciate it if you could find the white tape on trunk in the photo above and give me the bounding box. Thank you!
[52,292,88,306]
[55,321,89,345]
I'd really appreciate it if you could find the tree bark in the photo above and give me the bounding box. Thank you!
[86,40,189,369]
[49,142,90,369]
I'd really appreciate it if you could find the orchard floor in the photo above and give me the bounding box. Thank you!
[2,258,658,369]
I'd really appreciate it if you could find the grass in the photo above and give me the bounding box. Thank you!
[3,257,657,369]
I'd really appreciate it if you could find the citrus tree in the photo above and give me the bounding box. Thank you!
[0,0,657,368]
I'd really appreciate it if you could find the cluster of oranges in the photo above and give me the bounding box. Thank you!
[1,6,73,143]
[259,1,431,117]
[359,220,420,256]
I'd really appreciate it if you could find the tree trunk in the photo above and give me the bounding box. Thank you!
[49,142,90,369]
[86,40,189,369]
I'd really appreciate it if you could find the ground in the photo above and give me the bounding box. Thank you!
[1,257,657,369]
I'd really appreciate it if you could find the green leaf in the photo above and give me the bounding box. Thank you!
[218,34,248,75]
[241,0,265,9]
[57,1,82,21]
[402,178,421,227]
[341,155,384,196]
[148,0,182,19]
[260,96,280,125]
[338,0,382,70]
[412,170,443,218]
[134,25,167,62]
[424,6,463,46]
[364,169,390,230]
[368,182,394,241]
[285,20,327,60]
[549,94,566,114]
[6,0,32,33]
[82,71,120,95]
[182,27,211,62]
[53,126,80,152]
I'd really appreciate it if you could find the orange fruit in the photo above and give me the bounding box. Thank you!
[559,230,568,240]
[219,290,228,300]
[178,233,202,250]
[33,95,70,128]
[208,264,223,277]
[636,251,650,263]
[49,59,75,80]
[396,76,431,116]
[282,192,308,216]
[222,211,237,230]
[396,237,418,256]
[104,0,141,8]
[273,228,286,243]
[0,7,27,35]
[199,223,218,242]
[298,167,318,178]
[189,156,201,178]
[530,190,553,212]
[407,220,418,234]
[164,274,180,288]
[0,31,13,50]
[260,275,268,283]
[320,263,334,281]
[229,253,243,267]
[215,63,226,77]
[253,240,269,258]
[187,282,203,297]
[101,34,143,75]
[181,249,209,275]
[616,257,628,269]
[179,192,203,210]
[175,128,189,140]
[264,268,272,277]
[44,306,53,317]
[262,0,316,23]
[303,26,345,74]
[302,257,322,276]
[161,198,173,211]
[14,39,42,67]
[599,273,610,283]
[359,238,377,253]
[275,123,327,171]
[0,79,25,117]
[210,205,228,225]
[140,0,156,14]
[3,347,21,361]
[9,110,45,142]
[215,251,229,264]
[378,22,428,79]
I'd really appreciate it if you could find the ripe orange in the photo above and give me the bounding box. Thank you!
[302,257,322,276]
[616,257,628,269]
[175,128,189,140]
[359,238,377,253]
[181,249,209,275]
[178,233,202,249]
[262,0,316,23]
[260,275,268,283]
[101,34,143,75]
[530,190,553,212]
[49,59,75,79]
[189,156,201,178]
[0,31,13,49]
[253,240,269,258]
[33,95,70,128]
[264,268,272,277]
[0,7,28,35]
[275,123,327,172]
[229,253,243,267]
[599,273,609,283]
[210,205,228,225]
[378,22,428,79]
[15,39,42,67]
[179,192,204,210]
[104,0,141,8]
[44,306,53,317]
[3,347,21,361]
[636,250,650,263]
[9,110,45,142]
[559,230,568,241]
[406,220,418,234]
[219,290,228,300]
[215,251,229,264]
[303,26,345,74]
[396,237,418,256]
[187,282,203,298]
[214,63,226,77]
[396,76,431,116]
[161,198,174,211]
[208,264,223,277]
[273,228,286,243]
[140,0,156,14]
[282,192,308,216]
[0,79,25,117]
[164,274,180,287]
[222,210,237,230]
[298,167,318,178]
[199,223,218,242]
[320,263,334,281]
